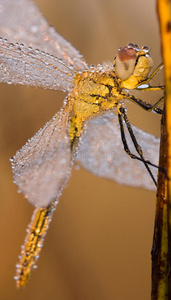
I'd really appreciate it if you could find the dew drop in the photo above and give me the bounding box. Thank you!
[74,164,80,171]
[14,276,18,281]
[33,265,37,269]
[35,49,40,54]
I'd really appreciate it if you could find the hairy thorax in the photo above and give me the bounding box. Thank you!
[68,67,124,144]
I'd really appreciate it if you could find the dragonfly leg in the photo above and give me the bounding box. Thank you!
[134,62,164,88]
[125,94,164,114]
[135,85,164,91]
[117,105,157,186]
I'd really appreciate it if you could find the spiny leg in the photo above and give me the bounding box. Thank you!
[135,85,164,92]
[117,105,157,186]
[15,200,57,288]
[134,62,164,89]
[125,62,164,111]
[125,93,164,114]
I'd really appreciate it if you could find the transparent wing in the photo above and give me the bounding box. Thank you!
[11,100,73,207]
[0,0,87,71]
[75,112,160,191]
[0,38,75,91]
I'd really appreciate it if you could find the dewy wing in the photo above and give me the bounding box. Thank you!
[0,0,87,71]
[0,38,76,92]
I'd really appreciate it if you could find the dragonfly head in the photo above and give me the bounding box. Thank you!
[114,43,153,89]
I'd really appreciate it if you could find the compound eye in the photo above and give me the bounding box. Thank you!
[114,45,137,80]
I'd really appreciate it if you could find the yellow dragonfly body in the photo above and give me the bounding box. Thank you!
[69,47,154,146]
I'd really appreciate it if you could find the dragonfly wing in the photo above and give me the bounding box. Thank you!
[11,100,73,207]
[0,0,87,71]
[75,112,160,191]
[0,38,75,91]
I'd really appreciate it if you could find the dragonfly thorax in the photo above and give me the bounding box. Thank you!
[69,68,124,146]
[114,43,153,90]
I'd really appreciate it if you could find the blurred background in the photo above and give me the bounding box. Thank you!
[0,0,163,299]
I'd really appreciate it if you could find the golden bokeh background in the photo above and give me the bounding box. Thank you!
[0,0,162,299]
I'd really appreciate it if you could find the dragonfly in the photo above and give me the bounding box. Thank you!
[0,0,164,288]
